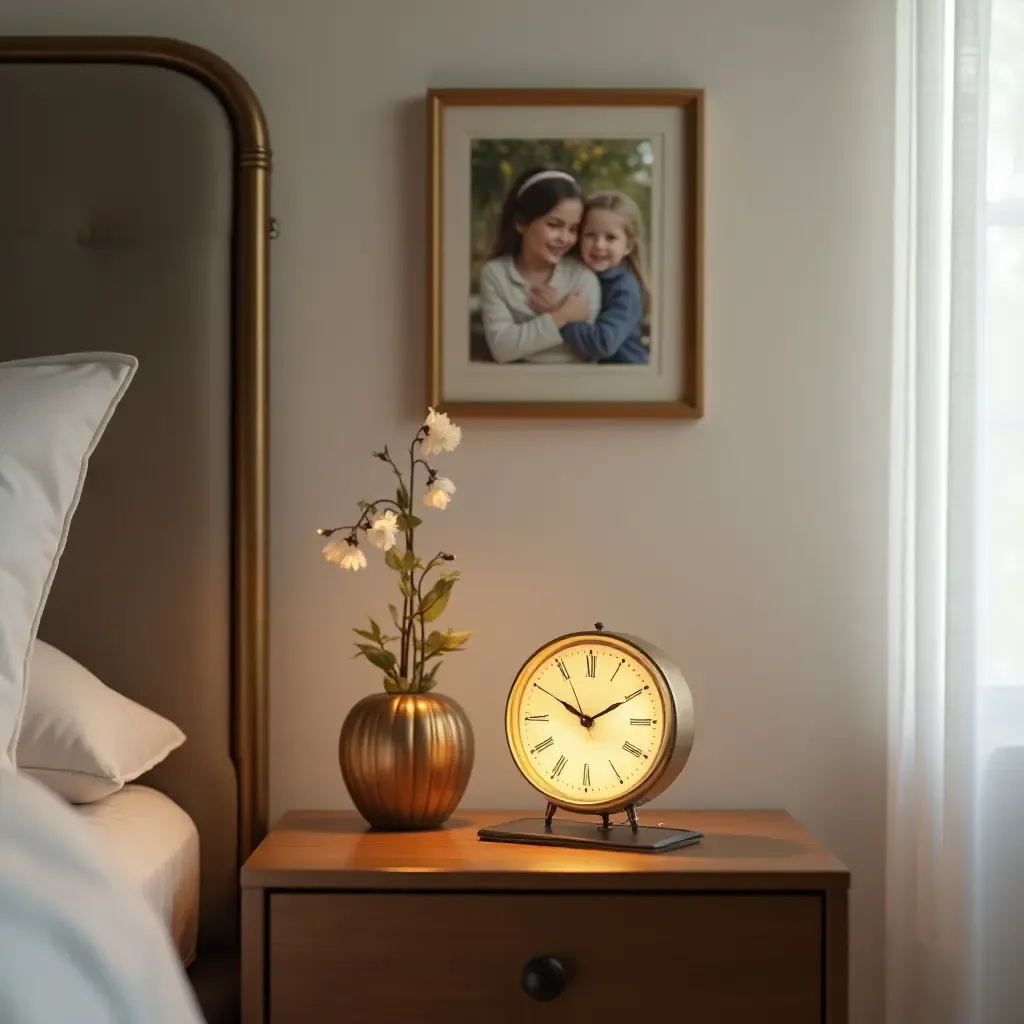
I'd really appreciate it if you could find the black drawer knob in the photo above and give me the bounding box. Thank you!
[521,955,566,1001]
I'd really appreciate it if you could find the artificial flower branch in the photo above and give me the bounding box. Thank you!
[319,408,469,694]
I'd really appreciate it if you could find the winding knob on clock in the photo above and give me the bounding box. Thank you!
[521,955,566,1001]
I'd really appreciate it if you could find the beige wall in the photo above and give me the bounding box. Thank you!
[1,1,896,1019]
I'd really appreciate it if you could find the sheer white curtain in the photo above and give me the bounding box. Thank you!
[888,1,1024,1022]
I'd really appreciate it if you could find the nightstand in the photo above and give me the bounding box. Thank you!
[241,808,849,1023]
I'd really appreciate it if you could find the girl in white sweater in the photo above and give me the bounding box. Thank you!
[478,166,601,364]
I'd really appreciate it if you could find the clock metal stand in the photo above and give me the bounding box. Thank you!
[478,801,703,853]
[477,622,704,854]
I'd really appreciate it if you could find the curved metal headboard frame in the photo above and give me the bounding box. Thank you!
[0,35,271,861]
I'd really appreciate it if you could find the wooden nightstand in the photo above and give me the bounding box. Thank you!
[241,808,849,1023]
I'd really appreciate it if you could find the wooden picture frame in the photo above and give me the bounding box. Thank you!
[427,88,704,420]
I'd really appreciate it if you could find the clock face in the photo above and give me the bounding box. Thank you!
[506,635,672,809]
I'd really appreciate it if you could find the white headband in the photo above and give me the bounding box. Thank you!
[516,169,577,198]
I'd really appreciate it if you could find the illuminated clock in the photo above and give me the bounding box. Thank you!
[503,624,695,832]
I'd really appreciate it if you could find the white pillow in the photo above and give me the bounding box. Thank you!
[0,353,137,771]
[17,640,185,803]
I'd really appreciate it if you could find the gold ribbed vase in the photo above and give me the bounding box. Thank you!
[339,692,474,830]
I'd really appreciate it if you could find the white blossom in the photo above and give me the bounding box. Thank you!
[421,408,462,455]
[423,476,456,510]
[324,537,367,571]
[367,510,399,551]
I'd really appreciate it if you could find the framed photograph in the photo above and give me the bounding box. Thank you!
[426,88,704,419]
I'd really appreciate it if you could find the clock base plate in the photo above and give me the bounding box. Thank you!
[477,817,703,853]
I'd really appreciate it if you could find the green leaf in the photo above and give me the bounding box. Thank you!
[425,630,445,656]
[423,663,442,689]
[384,677,402,694]
[398,576,414,598]
[388,603,402,630]
[352,627,378,642]
[420,577,455,622]
[360,647,397,673]
[396,513,423,531]
[395,676,412,693]
[443,629,473,649]
[385,547,403,572]
[368,618,383,642]
[421,590,450,623]
[396,483,409,510]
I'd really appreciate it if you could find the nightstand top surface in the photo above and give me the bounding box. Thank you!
[241,808,849,892]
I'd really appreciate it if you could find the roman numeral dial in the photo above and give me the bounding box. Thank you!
[509,637,668,807]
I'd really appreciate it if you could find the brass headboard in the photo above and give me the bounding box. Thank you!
[0,34,270,1019]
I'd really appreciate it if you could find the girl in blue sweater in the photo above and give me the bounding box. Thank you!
[530,191,652,364]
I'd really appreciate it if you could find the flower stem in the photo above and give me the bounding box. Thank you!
[414,562,434,688]
[318,497,404,539]
[397,428,426,683]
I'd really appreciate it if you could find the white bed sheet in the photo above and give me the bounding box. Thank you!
[0,769,204,1024]
[74,784,199,965]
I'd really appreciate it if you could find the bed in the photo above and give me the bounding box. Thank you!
[0,35,270,1023]
[75,783,202,965]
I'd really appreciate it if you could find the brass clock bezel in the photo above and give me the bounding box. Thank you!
[504,629,695,816]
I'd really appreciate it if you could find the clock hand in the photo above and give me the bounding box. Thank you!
[589,689,645,722]
[588,701,623,722]
[566,678,586,717]
[534,684,585,721]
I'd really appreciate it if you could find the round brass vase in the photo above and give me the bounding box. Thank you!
[339,692,474,830]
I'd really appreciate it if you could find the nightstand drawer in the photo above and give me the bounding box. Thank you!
[268,891,822,1023]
